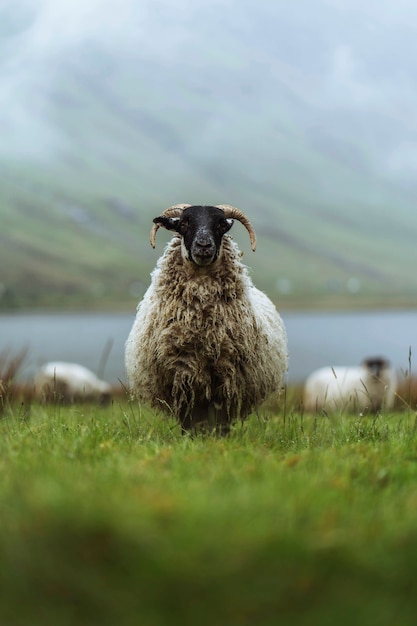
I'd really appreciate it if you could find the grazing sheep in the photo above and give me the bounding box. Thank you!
[303,356,397,414]
[125,204,288,434]
[34,361,111,404]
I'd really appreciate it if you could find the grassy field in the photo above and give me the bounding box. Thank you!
[1,391,417,625]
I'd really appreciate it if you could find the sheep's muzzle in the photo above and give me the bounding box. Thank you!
[190,229,218,265]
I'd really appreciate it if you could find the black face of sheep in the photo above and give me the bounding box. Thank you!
[151,204,257,266]
[153,205,235,266]
[362,356,390,379]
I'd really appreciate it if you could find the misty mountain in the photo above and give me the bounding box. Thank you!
[1,0,417,311]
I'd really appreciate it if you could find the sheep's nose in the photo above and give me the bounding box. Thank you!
[196,239,212,248]
[195,232,213,247]
[191,232,217,265]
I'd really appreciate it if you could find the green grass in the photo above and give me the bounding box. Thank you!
[1,399,417,625]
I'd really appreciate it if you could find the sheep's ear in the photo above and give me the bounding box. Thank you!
[225,218,234,230]
[153,216,181,232]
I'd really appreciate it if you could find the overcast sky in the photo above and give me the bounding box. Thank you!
[2,0,417,175]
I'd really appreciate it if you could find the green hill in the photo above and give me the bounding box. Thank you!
[2,3,417,312]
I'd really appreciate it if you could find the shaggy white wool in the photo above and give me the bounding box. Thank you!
[35,362,111,401]
[125,235,288,427]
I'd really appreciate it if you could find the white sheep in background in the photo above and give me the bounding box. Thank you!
[125,203,288,434]
[303,356,397,414]
[34,361,112,404]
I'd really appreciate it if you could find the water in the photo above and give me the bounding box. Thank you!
[0,312,135,384]
[284,309,417,382]
[1,309,417,384]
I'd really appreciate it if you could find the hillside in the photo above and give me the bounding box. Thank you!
[2,1,417,312]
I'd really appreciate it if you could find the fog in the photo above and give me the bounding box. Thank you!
[2,0,417,181]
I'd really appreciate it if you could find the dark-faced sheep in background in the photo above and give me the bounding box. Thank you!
[125,204,288,434]
[303,356,397,414]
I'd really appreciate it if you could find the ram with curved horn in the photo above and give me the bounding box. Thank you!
[150,203,191,248]
[150,203,256,251]
[126,204,288,435]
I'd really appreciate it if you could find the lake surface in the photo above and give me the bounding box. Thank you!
[1,309,417,384]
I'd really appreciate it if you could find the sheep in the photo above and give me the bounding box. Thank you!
[303,356,397,414]
[34,361,112,404]
[125,203,288,434]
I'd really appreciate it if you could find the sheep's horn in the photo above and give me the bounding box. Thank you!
[149,203,191,248]
[216,204,257,251]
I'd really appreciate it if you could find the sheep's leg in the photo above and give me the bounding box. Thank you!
[178,409,193,435]
[178,407,212,436]
[207,403,231,436]
[215,421,231,436]
[178,400,231,437]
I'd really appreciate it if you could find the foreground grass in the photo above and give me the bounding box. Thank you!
[1,401,417,625]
